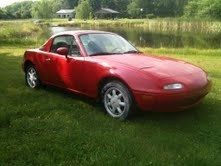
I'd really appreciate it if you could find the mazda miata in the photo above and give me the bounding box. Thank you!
[22,30,212,120]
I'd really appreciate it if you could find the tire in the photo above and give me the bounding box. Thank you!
[25,65,40,89]
[101,81,133,120]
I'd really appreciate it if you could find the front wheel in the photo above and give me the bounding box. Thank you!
[101,81,133,120]
[25,65,40,89]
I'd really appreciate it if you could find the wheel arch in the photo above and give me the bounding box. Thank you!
[24,60,35,72]
[98,75,134,100]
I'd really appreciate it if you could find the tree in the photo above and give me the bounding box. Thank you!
[62,0,79,8]
[3,1,34,19]
[89,0,101,13]
[101,0,116,8]
[0,8,7,19]
[184,0,221,19]
[31,0,53,19]
[75,0,92,19]
[114,0,130,17]
[127,0,140,18]
[184,0,199,18]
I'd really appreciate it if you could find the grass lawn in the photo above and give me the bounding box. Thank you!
[0,21,221,165]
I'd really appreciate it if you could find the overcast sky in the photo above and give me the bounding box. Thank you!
[0,0,36,8]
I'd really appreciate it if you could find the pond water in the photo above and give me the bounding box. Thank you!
[50,26,221,49]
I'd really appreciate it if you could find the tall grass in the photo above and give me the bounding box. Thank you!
[50,18,221,34]
[0,21,49,47]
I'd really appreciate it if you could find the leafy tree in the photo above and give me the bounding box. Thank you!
[75,0,92,19]
[114,0,130,16]
[3,1,34,19]
[89,0,101,13]
[1,0,221,20]
[153,0,187,17]
[184,0,199,18]
[184,0,221,19]
[0,8,7,19]
[63,0,79,8]
[31,0,53,19]
[127,0,154,18]
[127,0,140,18]
[101,0,116,8]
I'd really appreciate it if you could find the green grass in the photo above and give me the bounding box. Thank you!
[0,21,221,165]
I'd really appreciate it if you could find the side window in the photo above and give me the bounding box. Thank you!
[50,35,81,56]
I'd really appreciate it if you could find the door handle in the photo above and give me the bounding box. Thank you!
[45,58,51,61]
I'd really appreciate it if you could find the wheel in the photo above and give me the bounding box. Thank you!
[25,65,40,89]
[101,81,133,120]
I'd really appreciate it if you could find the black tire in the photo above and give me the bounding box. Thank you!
[25,65,40,89]
[101,81,133,120]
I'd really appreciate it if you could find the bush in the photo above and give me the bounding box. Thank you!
[75,0,92,19]
[146,14,156,19]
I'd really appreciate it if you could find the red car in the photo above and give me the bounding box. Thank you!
[22,30,212,120]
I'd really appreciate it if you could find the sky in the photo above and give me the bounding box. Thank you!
[0,0,36,8]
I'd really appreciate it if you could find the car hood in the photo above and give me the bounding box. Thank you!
[93,54,203,78]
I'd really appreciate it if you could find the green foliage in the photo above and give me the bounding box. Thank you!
[183,0,199,18]
[114,0,130,16]
[0,8,7,19]
[89,0,101,13]
[60,0,79,8]
[153,0,188,17]
[2,1,34,19]
[0,21,49,46]
[184,0,221,19]
[127,0,188,18]
[1,0,221,20]
[127,0,141,18]
[31,0,53,19]
[146,13,156,19]
[75,0,92,19]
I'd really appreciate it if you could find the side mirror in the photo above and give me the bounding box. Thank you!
[56,47,68,56]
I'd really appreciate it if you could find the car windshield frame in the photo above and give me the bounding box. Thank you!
[79,33,139,56]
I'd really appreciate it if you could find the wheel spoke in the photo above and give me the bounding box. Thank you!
[117,93,122,99]
[112,89,116,96]
[116,107,123,114]
[32,80,35,85]
[107,94,112,99]
[119,102,125,106]
[111,106,116,113]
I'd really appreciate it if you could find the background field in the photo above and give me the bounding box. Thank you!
[0,21,221,165]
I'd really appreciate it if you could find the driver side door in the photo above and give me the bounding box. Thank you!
[41,35,84,91]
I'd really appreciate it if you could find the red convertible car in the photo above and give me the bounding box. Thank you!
[22,30,211,120]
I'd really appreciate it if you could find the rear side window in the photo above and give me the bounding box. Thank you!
[50,35,81,56]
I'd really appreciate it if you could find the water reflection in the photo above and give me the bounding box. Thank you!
[50,26,221,49]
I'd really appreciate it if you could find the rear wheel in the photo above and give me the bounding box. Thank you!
[25,65,40,89]
[101,81,133,120]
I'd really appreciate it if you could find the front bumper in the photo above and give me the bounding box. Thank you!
[133,80,212,112]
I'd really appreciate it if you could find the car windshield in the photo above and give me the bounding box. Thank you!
[79,33,139,56]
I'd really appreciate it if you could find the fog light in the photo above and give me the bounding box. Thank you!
[164,83,183,90]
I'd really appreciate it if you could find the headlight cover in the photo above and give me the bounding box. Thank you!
[164,83,183,90]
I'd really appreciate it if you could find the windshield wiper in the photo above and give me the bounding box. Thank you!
[90,52,120,56]
[123,50,142,54]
